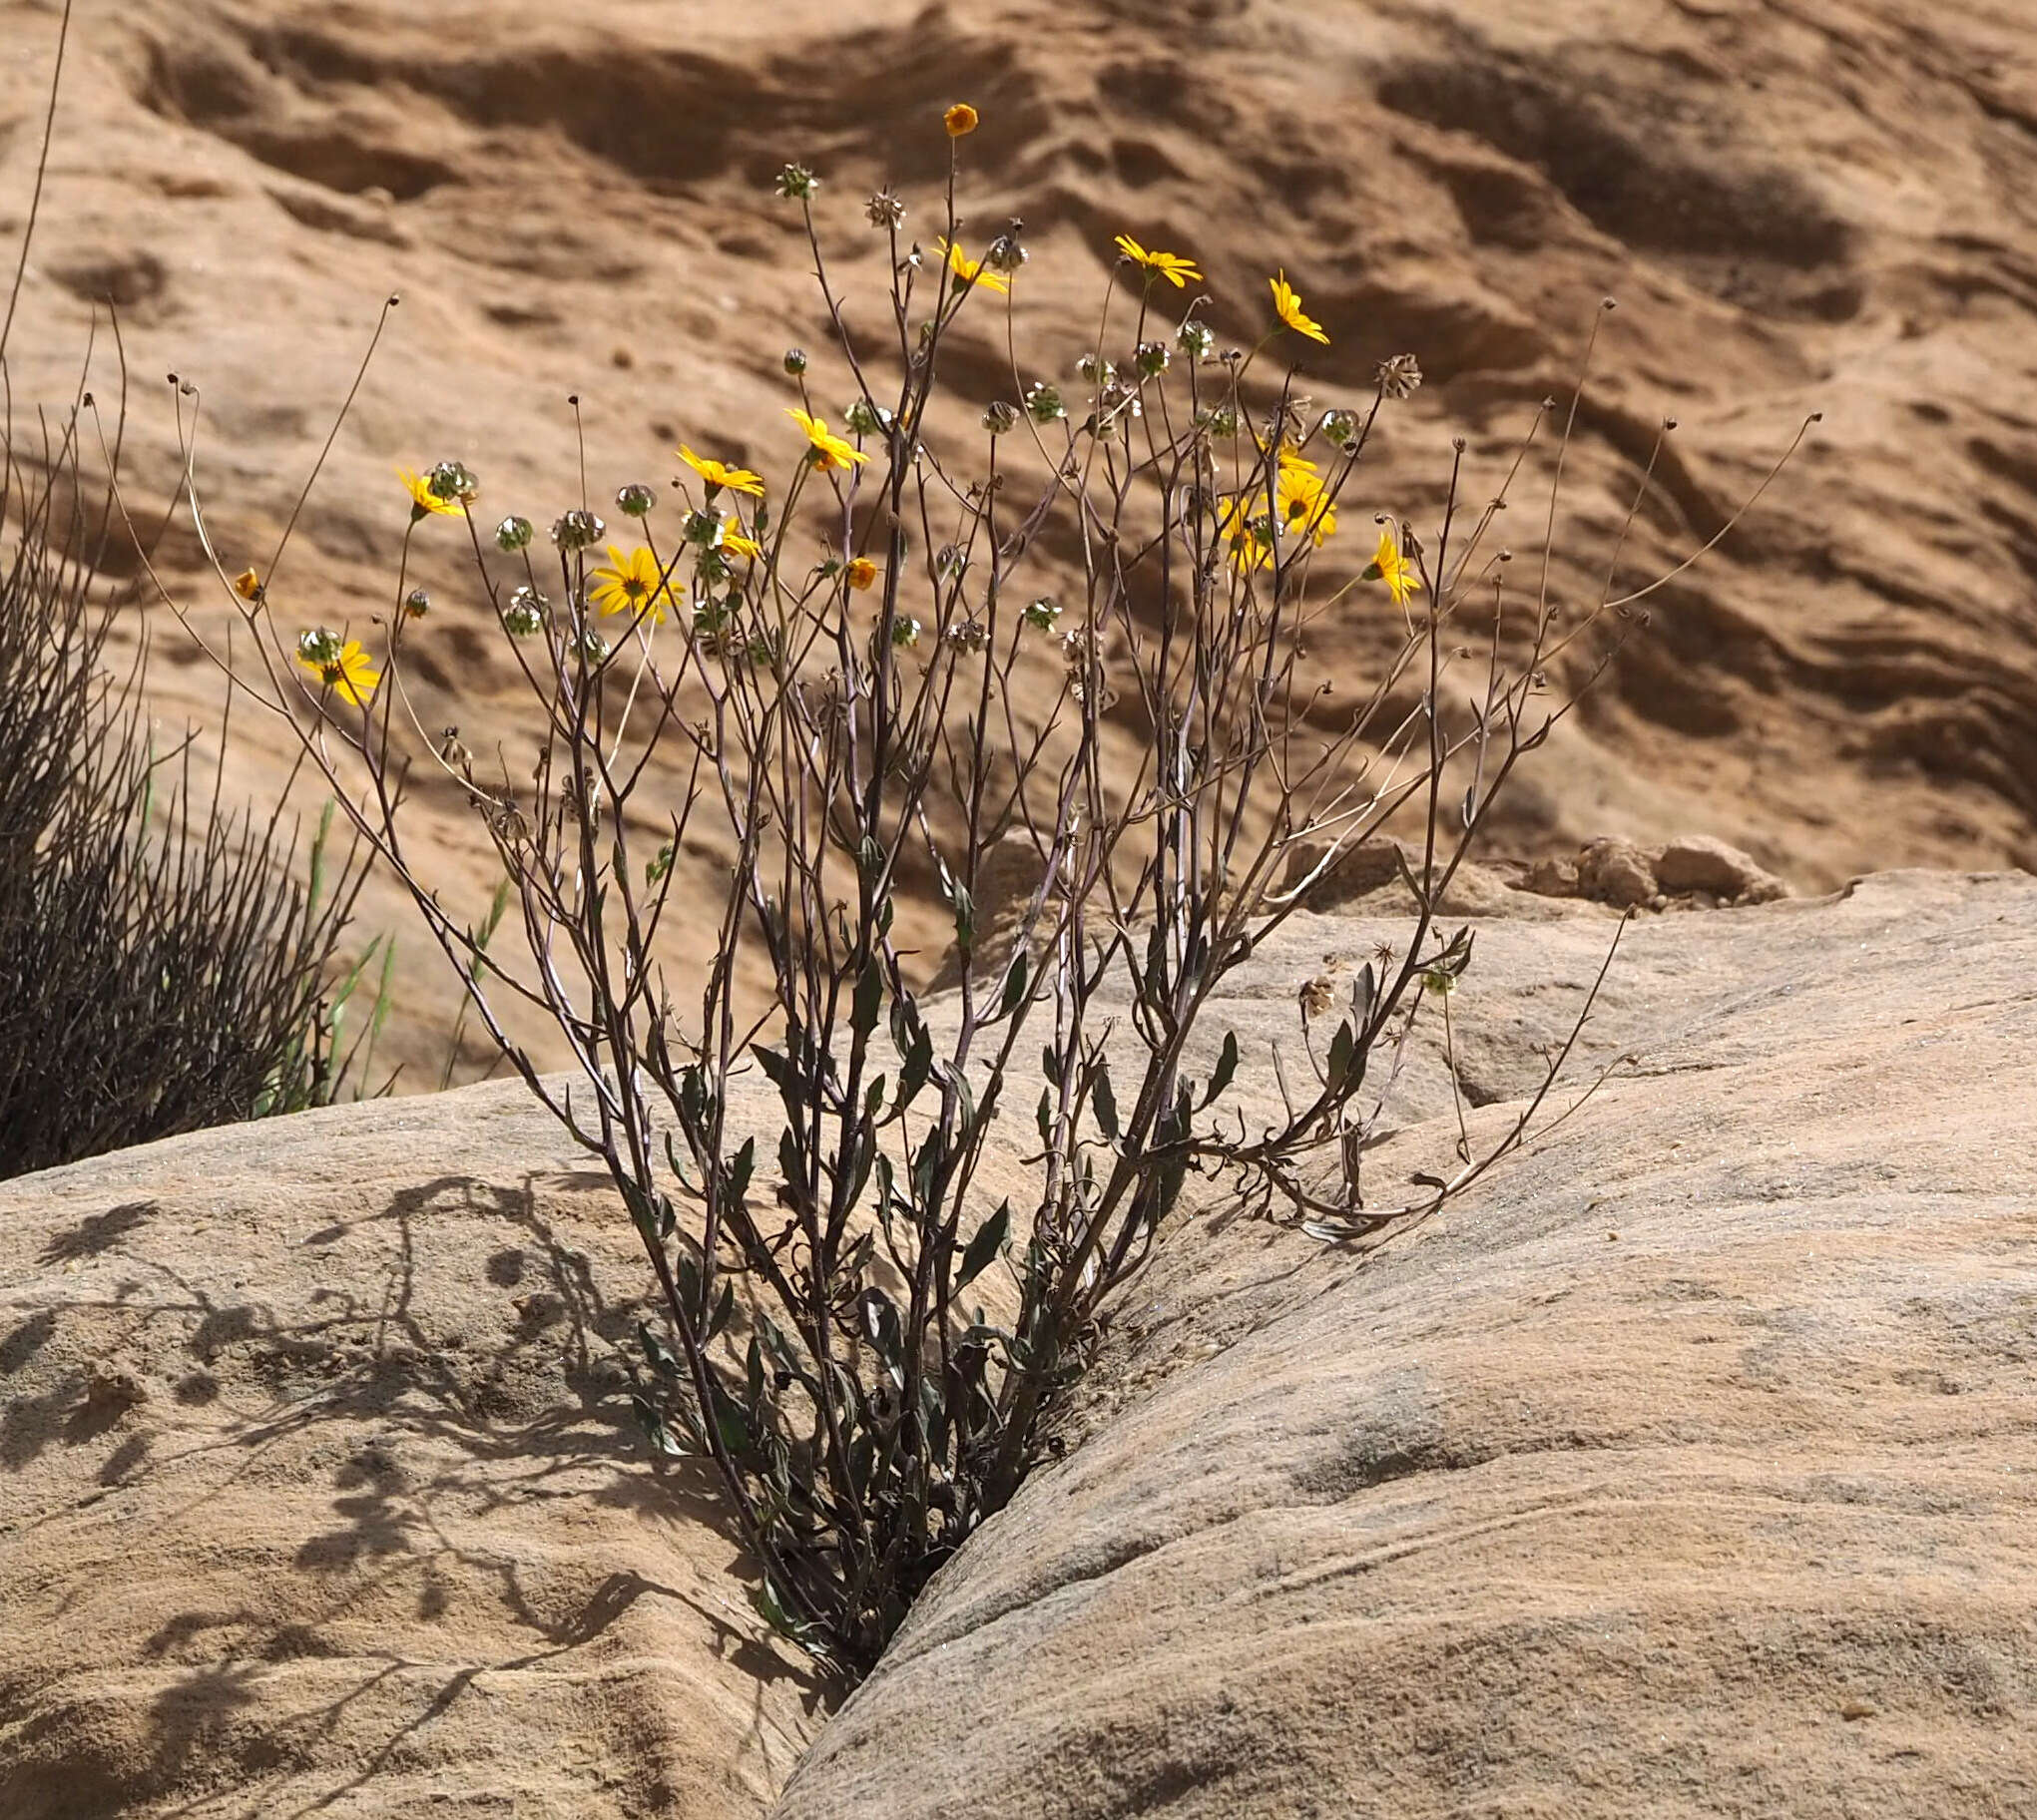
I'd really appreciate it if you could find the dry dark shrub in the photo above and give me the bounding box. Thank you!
[0,400,374,1180]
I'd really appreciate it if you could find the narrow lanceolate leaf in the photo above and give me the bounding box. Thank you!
[1091,1061,1120,1142]
[1327,1019,1355,1093]
[999,952,1030,1018]
[637,1320,681,1379]
[953,883,976,951]
[1204,1030,1240,1107]
[852,955,884,1036]
[955,1200,1011,1291]
[729,1136,757,1199]
[630,1392,687,1457]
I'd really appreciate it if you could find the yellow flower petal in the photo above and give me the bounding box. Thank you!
[398,467,462,518]
[678,444,765,497]
[1270,270,1330,345]
[938,237,1010,296]
[1114,233,1202,288]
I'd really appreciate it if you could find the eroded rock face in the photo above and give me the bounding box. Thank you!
[774,872,2037,1819]
[4,0,2037,1075]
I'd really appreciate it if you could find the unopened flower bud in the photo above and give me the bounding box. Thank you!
[403,587,431,620]
[1319,408,1358,448]
[502,588,545,638]
[1022,597,1061,633]
[774,164,819,202]
[782,347,809,376]
[495,514,534,552]
[551,508,606,552]
[1025,381,1066,423]
[426,459,479,505]
[844,397,890,435]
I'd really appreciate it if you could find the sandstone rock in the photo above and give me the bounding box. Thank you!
[1655,832,1790,903]
[1576,835,1659,908]
[7,874,2037,1818]
[1524,854,1580,897]
[0,1091,821,1819]
[775,871,2037,1819]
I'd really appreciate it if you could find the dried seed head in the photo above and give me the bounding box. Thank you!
[296,628,341,667]
[616,482,658,518]
[1022,597,1061,633]
[865,188,906,229]
[1176,318,1215,360]
[495,514,534,552]
[1376,352,1423,399]
[1135,339,1171,376]
[774,164,819,201]
[981,399,1019,434]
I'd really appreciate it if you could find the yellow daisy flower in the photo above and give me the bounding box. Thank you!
[944,103,979,138]
[1218,498,1275,573]
[1366,525,1419,607]
[678,445,765,497]
[1114,234,1202,288]
[398,468,463,519]
[845,556,878,591]
[590,545,678,625]
[1276,463,1337,548]
[1270,270,1329,345]
[299,640,380,706]
[722,526,763,561]
[788,406,869,472]
[938,237,1010,296]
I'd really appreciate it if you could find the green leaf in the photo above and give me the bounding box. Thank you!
[955,1200,1010,1292]
[729,1136,757,1199]
[707,1278,737,1341]
[1092,1061,1120,1142]
[999,952,1030,1017]
[898,1026,934,1108]
[852,956,884,1036]
[953,883,976,952]
[630,1392,687,1457]
[1327,1019,1354,1092]
[637,1320,681,1379]
[1208,1030,1240,1103]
